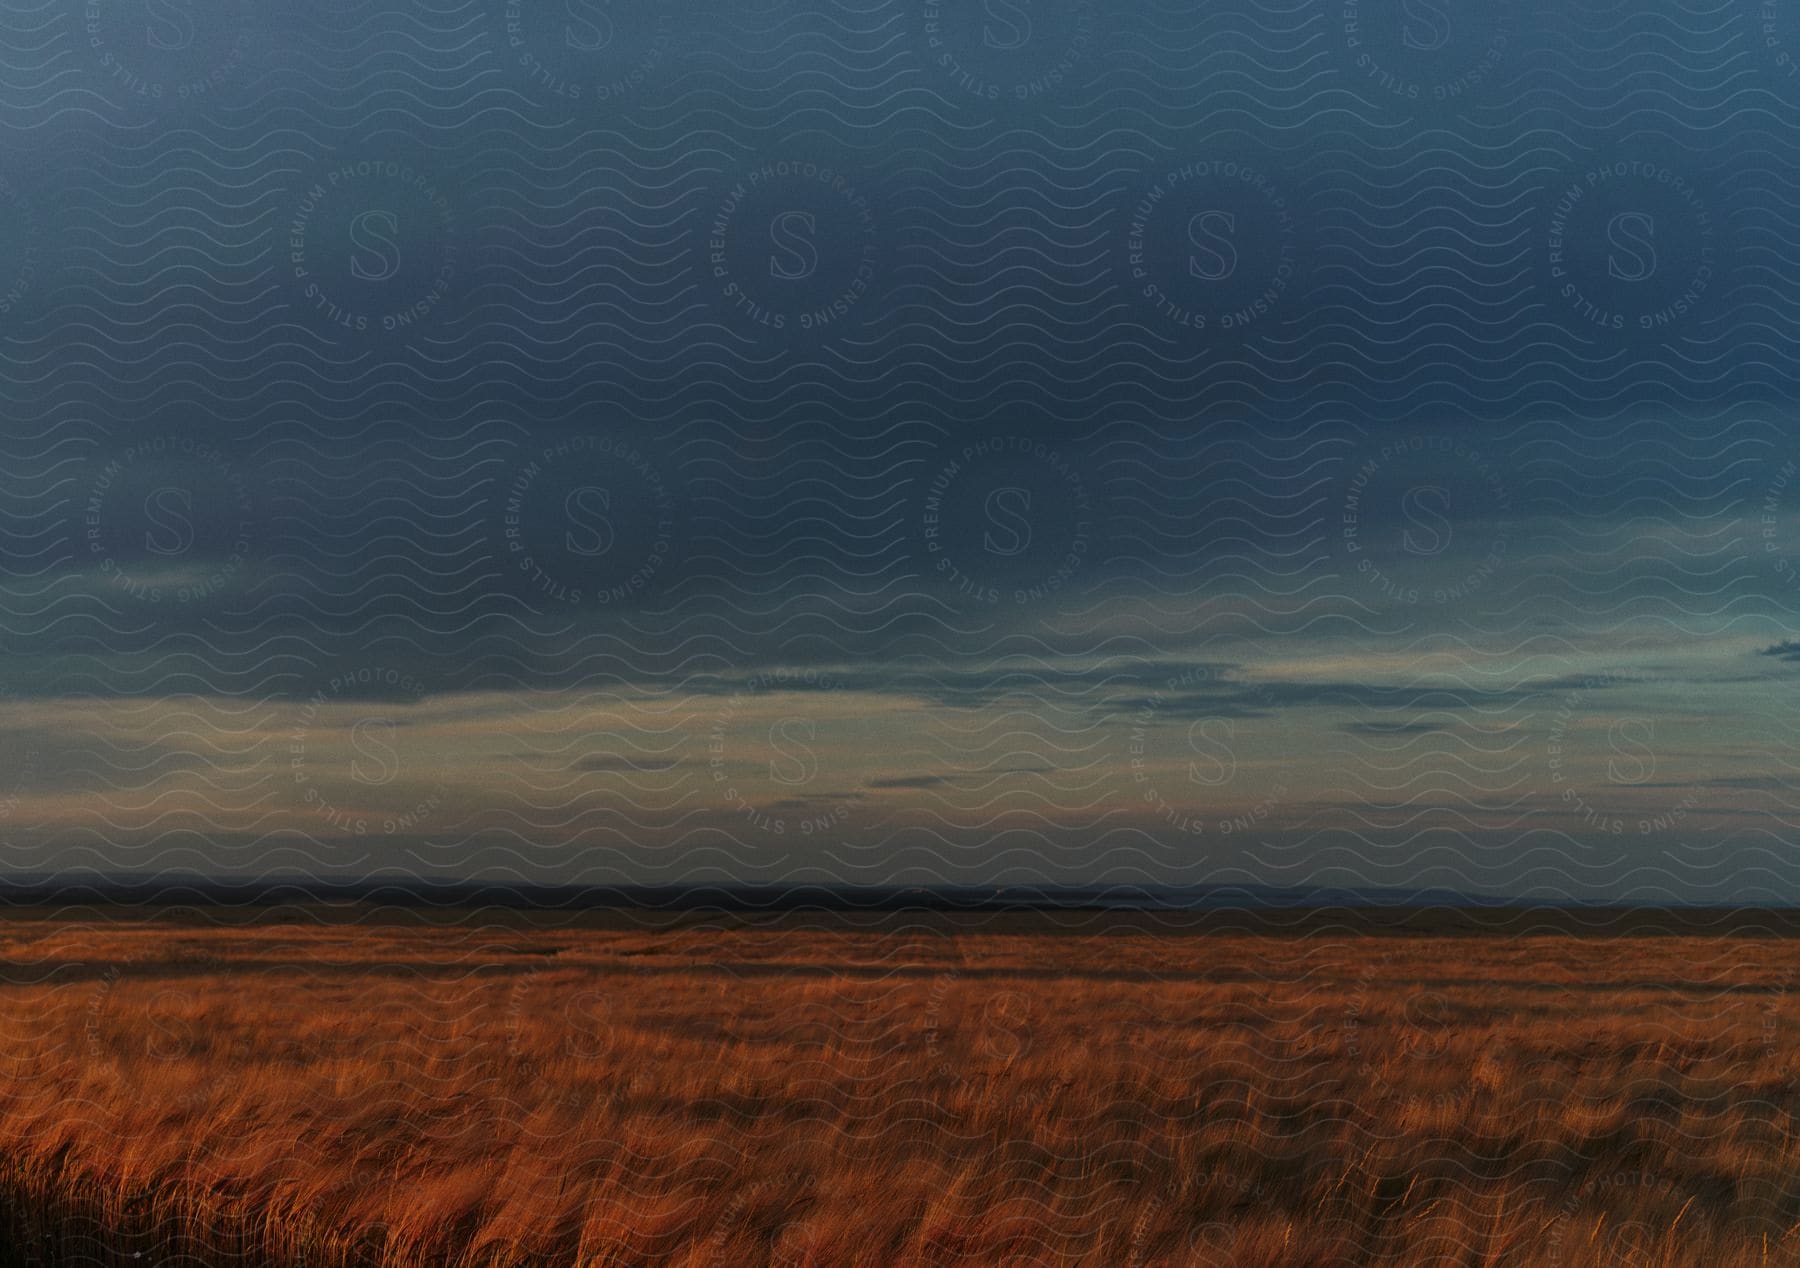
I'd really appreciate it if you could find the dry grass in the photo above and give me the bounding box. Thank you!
[0,906,1793,1265]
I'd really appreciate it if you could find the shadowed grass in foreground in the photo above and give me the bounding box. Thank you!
[0,906,1791,1265]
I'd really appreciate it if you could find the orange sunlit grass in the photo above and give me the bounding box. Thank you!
[0,907,1793,1265]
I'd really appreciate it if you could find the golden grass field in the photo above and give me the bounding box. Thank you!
[0,904,1795,1266]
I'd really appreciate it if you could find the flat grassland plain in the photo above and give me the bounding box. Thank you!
[0,906,1795,1266]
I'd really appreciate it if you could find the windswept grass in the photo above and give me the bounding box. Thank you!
[0,907,1790,1264]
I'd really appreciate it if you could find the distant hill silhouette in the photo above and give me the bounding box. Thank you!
[0,872,1703,912]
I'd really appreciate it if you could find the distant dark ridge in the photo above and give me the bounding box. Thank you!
[3,874,1800,936]
[0,873,1533,912]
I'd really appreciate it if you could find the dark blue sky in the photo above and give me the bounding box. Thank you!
[0,0,1798,900]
